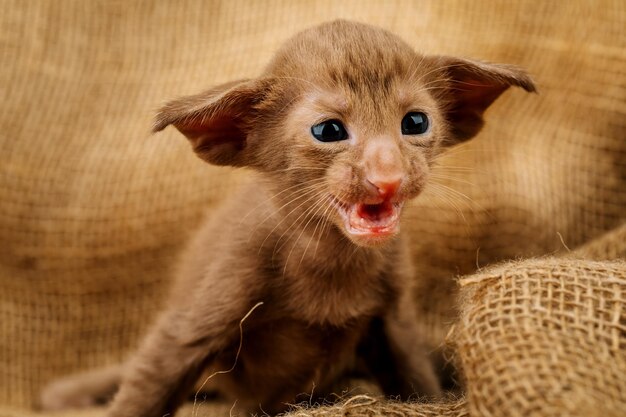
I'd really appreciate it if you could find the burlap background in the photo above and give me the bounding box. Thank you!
[1,1,624,416]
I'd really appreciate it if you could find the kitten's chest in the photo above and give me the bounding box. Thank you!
[275,252,399,326]
[254,221,405,326]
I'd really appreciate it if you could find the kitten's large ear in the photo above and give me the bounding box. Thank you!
[431,56,537,143]
[153,78,273,166]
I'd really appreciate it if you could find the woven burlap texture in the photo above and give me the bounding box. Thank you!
[454,258,626,417]
[1,0,624,416]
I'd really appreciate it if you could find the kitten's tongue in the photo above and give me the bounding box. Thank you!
[346,200,401,235]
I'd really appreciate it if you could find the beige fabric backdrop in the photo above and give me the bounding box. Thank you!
[1,0,624,416]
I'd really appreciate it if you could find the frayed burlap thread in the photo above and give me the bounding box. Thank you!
[284,395,468,417]
[453,258,626,417]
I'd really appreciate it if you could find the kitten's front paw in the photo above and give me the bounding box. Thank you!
[39,377,103,411]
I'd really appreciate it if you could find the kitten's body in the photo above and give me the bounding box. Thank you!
[40,20,535,416]
[160,178,424,412]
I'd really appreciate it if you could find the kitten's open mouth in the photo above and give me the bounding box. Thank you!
[332,197,403,237]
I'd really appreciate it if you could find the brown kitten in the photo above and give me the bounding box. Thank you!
[40,20,535,416]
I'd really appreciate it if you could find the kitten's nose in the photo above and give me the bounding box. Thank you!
[366,176,402,200]
[362,136,404,200]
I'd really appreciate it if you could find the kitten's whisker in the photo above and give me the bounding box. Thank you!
[436,144,533,160]
[245,185,327,244]
[428,186,470,225]
[249,187,324,243]
[428,169,495,222]
[407,192,473,238]
[246,178,325,222]
[430,182,473,203]
[312,193,341,258]
[293,194,335,275]
[260,186,329,255]
[425,176,495,224]
[270,187,331,259]
[275,166,328,172]
[278,191,332,273]
[302,191,339,261]
[429,173,477,187]
[240,177,329,227]
[418,180,477,220]
[432,165,477,172]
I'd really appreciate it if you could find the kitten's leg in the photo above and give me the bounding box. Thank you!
[107,296,258,417]
[381,290,442,398]
[104,312,209,417]
[39,364,122,410]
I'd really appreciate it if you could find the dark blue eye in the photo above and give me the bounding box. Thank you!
[401,112,429,135]
[311,120,348,142]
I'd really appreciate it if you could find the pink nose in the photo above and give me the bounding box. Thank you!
[366,177,402,199]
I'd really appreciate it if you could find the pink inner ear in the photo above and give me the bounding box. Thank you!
[455,78,507,110]
[446,77,509,142]
[177,116,246,152]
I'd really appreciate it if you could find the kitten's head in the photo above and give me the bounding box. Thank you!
[155,20,535,247]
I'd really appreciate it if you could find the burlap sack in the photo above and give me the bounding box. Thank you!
[1,1,624,416]
[454,258,626,417]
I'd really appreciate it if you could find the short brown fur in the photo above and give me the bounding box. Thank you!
[41,20,535,416]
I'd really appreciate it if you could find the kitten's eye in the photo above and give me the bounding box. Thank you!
[311,120,348,142]
[401,112,429,135]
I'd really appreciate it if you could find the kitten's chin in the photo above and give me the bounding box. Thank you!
[332,198,403,247]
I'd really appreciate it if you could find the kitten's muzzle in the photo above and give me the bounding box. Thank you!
[331,196,403,238]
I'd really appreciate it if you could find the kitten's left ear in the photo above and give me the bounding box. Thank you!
[153,78,274,166]
[431,56,537,143]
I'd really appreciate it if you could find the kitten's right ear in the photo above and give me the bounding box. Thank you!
[429,56,537,143]
[153,78,273,166]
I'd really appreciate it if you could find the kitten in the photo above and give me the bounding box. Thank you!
[40,20,535,416]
